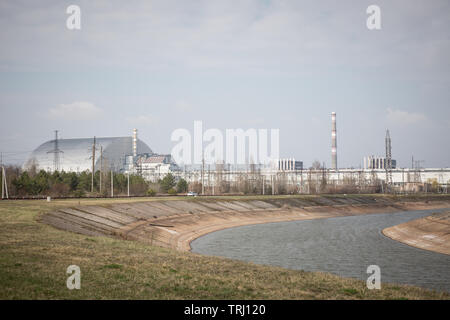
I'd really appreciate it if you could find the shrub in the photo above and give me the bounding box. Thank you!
[190,182,202,194]
[177,178,188,193]
[74,189,85,198]
[167,188,177,195]
[160,173,176,193]
[147,188,156,197]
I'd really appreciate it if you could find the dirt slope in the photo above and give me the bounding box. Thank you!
[383,211,450,255]
[41,195,450,251]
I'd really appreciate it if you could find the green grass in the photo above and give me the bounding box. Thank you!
[0,196,449,300]
[102,264,123,270]
[342,288,359,296]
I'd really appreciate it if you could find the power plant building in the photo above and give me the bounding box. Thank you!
[277,158,303,171]
[135,154,180,181]
[25,136,153,173]
[364,156,397,170]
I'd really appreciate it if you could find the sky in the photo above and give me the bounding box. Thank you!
[0,0,449,168]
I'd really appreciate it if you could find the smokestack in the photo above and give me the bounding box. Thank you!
[133,128,137,157]
[385,129,391,167]
[331,112,337,170]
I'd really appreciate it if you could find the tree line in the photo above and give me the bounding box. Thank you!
[0,165,188,198]
[1,162,446,198]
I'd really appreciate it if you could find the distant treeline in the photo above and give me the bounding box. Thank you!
[0,165,188,197]
[2,163,445,198]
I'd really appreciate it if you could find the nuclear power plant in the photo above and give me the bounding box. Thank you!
[24,129,179,177]
[19,111,450,193]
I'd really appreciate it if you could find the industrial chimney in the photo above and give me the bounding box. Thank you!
[133,128,137,157]
[331,112,337,170]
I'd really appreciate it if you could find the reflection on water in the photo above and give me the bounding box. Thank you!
[191,209,450,292]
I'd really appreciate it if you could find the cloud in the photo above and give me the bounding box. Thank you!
[2,1,449,75]
[174,100,194,112]
[48,101,103,120]
[310,116,323,127]
[386,108,428,125]
[126,114,159,125]
[247,117,265,126]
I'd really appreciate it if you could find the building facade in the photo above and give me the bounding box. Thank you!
[364,156,397,170]
[134,154,180,181]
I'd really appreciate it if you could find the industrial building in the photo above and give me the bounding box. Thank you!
[176,167,450,193]
[24,129,181,181]
[24,135,153,173]
[364,156,397,170]
[135,154,180,181]
[277,158,303,171]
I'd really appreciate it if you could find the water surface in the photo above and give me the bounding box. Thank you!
[191,209,450,292]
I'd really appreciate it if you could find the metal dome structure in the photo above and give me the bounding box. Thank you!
[24,136,153,173]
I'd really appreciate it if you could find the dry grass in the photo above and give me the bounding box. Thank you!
[0,197,449,300]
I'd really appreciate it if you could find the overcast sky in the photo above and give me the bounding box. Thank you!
[0,0,449,168]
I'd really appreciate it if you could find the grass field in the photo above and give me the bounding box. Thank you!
[0,196,449,300]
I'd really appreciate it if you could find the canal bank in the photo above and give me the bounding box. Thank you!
[41,195,450,251]
[383,211,450,255]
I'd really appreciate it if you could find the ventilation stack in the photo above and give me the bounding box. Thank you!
[385,129,392,186]
[331,112,337,170]
[133,128,137,157]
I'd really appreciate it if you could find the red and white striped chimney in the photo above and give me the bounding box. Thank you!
[331,112,337,170]
[133,128,137,157]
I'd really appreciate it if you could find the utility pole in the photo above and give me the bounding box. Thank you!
[1,152,8,200]
[271,173,275,195]
[208,164,211,195]
[2,166,8,199]
[1,152,3,199]
[0,152,5,199]
[91,137,96,193]
[127,172,130,197]
[1,152,7,199]
[201,157,205,195]
[212,171,215,195]
[99,146,103,194]
[262,175,265,195]
[111,169,114,198]
[1,165,3,200]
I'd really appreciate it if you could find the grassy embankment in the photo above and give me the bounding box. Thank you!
[1,194,449,300]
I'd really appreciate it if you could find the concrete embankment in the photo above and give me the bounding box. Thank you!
[40,195,450,251]
[383,211,450,255]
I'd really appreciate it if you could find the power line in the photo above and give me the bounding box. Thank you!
[0,151,34,154]
[46,130,63,172]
